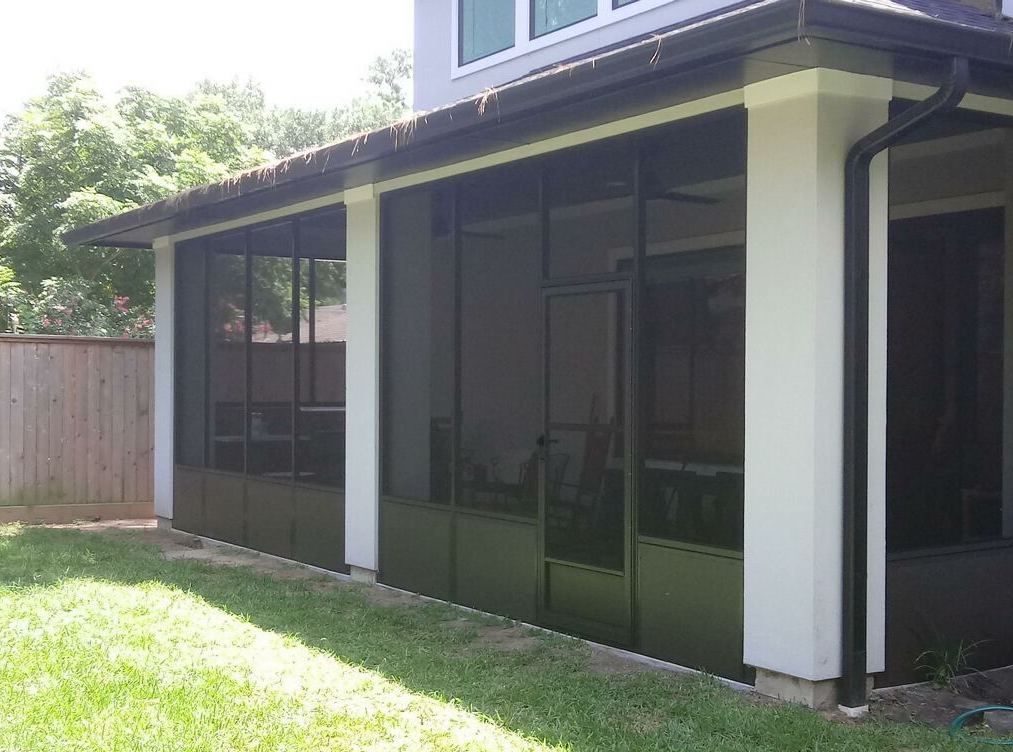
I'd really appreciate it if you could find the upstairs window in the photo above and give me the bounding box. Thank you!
[532,0,597,37]
[460,0,515,64]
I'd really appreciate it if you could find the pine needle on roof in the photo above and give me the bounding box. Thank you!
[389,112,421,149]
[650,34,664,67]
[797,0,812,44]
[476,87,500,119]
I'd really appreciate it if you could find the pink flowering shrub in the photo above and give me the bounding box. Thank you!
[16,278,154,339]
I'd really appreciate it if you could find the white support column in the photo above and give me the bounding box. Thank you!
[344,184,382,583]
[153,236,175,527]
[742,69,891,707]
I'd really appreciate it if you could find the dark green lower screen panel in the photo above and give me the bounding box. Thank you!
[172,466,346,573]
[377,500,749,683]
[637,541,750,683]
[173,467,205,535]
[379,499,452,600]
[202,472,246,546]
[543,561,630,645]
[378,503,536,620]
[246,477,295,561]
[455,514,537,623]
[294,486,347,573]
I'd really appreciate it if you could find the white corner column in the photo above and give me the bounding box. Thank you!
[153,236,175,528]
[742,69,891,707]
[344,184,382,583]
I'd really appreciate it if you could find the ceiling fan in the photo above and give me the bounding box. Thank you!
[430,193,507,240]
[605,175,720,205]
[648,189,719,205]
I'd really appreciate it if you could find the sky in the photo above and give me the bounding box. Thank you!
[2,0,415,118]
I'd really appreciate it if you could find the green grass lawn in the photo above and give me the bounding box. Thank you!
[0,524,961,751]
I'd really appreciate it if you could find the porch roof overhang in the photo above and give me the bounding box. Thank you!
[65,0,1013,250]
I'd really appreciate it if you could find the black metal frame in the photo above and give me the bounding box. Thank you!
[243,227,253,478]
[203,230,246,474]
[172,242,212,470]
[538,278,636,643]
[378,112,748,670]
[174,205,348,494]
[378,110,753,677]
[291,223,302,478]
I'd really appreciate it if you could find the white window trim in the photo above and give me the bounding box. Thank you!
[451,0,676,80]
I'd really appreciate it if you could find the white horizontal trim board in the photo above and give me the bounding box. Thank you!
[169,193,347,244]
[164,87,743,247]
[375,88,744,194]
[164,74,1013,247]
[893,82,1013,118]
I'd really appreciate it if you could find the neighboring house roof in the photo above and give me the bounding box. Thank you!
[65,0,1013,250]
[305,304,348,343]
[252,304,348,343]
[291,304,348,344]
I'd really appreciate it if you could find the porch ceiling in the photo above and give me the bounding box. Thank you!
[64,0,1013,250]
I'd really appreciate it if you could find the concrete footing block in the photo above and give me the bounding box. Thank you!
[350,565,377,585]
[754,668,876,710]
[754,668,840,709]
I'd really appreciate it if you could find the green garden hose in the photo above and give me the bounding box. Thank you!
[949,706,1013,746]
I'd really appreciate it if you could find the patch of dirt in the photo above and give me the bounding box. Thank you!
[472,624,540,653]
[50,518,159,535]
[737,690,783,709]
[585,647,657,676]
[442,616,541,653]
[870,668,1013,730]
[359,585,421,607]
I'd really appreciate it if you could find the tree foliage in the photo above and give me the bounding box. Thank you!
[193,49,412,158]
[0,264,23,332]
[0,50,411,337]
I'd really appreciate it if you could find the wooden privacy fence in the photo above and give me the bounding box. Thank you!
[0,335,154,511]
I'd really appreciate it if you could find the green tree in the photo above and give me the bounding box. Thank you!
[0,264,23,332]
[196,49,412,157]
[15,277,154,338]
[0,72,270,325]
[330,48,413,138]
[0,49,411,337]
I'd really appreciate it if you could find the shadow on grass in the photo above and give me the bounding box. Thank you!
[0,526,960,752]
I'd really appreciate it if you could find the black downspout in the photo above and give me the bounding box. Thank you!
[840,56,969,710]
